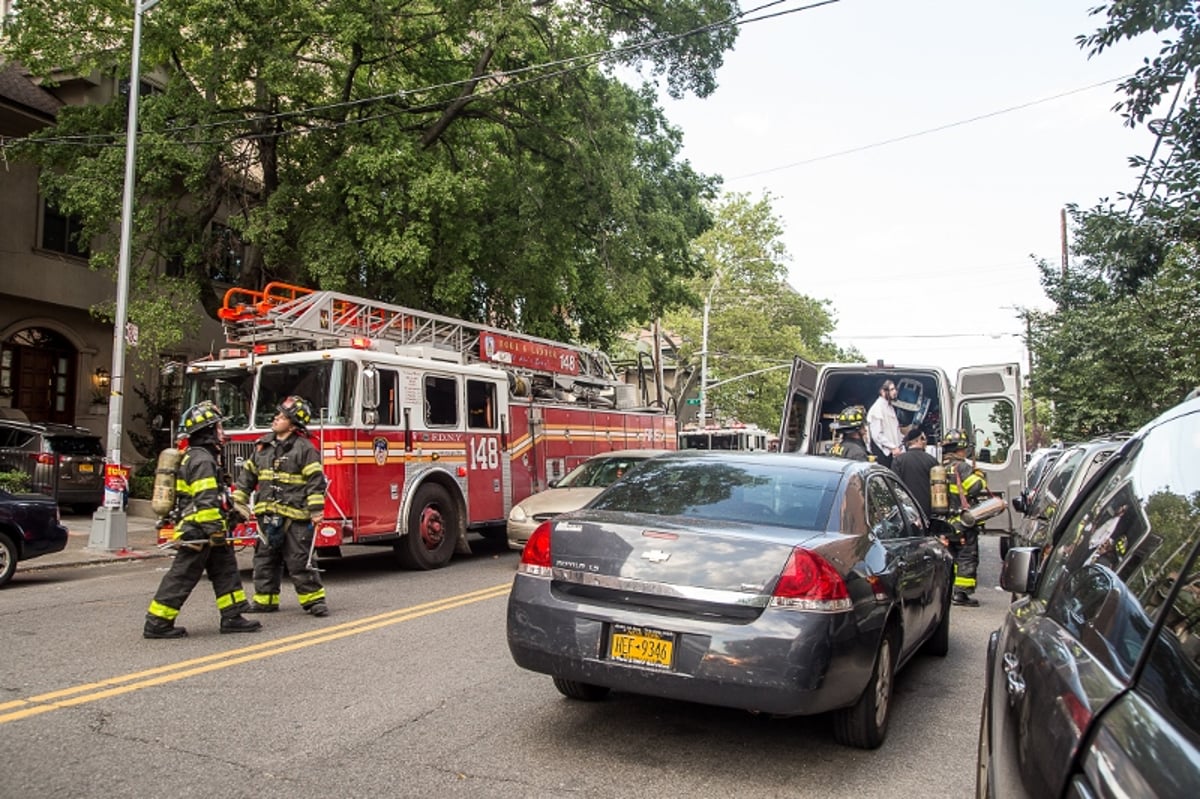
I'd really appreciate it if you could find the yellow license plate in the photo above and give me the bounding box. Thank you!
[78,463,94,473]
[609,624,675,670]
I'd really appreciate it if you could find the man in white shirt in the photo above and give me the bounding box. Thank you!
[867,380,903,468]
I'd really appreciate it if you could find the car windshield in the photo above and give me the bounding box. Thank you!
[558,455,648,488]
[589,457,840,530]
[48,435,103,456]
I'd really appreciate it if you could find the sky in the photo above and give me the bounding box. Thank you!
[657,0,1159,376]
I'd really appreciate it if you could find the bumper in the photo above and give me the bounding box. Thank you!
[506,519,537,552]
[23,523,69,560]
[506,574,876,716]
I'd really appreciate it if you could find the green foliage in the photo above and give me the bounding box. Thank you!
[131,475,155,500]
[660,192,848,433]
[2,1,737,355]
[0,469,31,493]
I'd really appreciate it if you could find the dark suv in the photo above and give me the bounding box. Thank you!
[0,419,105,513]
[977,398,1200,797]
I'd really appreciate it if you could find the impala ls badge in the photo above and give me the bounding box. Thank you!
[641,549,671,563]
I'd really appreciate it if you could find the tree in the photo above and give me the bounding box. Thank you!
[1,1,740,367]
[659,192,855,433]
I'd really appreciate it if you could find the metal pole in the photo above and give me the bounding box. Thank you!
[90,0,160,550]
[698,272,720,427]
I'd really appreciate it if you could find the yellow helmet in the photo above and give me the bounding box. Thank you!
[830,405,866,431]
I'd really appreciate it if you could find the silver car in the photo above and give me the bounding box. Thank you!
[506,449,671,551]
[507,451,955,749]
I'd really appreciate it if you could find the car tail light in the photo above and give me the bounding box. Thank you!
[33,453,57,465]
[518,521,553,577]
[770,547,852,612]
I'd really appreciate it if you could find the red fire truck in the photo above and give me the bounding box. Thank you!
[178,283,675,569]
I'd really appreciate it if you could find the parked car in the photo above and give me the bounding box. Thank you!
[507,451,955,749]
[0,488,70,587]
[977,397,1200,797]
[506,449,672,551]
[1009,435,1128,553]
[1001,445,1069,559]
[0,418,105,513]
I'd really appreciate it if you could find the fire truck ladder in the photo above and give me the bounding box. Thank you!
[219,282,619,383]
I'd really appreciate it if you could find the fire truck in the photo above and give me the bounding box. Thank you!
[178,282,675,569]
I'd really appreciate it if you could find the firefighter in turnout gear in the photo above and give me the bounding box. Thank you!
[941,428,985,607]
[827,405,870,462]
[143,402,262,639]
[233,395,330,616]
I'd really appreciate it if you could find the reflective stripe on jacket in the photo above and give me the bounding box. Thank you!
[232,433,327,521]
[176,447,228,537]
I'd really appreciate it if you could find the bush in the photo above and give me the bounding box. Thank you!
[131,475,155,500]
[0,469,30,493]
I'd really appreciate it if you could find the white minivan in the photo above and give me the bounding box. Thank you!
[777,357,1025,534]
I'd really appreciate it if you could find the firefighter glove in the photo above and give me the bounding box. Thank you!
[209,530,227,547]
[233,502,252,522]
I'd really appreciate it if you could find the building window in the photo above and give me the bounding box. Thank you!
[207,222,244,284]
[41,201,90,259]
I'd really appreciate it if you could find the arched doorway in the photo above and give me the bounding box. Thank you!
[0,327,78,424]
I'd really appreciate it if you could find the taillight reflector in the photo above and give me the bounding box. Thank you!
[771,547,852,612]
[33,453,56,465]
[519,521,553,576]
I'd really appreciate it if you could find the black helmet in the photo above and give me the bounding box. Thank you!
[277,395,314,430]
[830,405,865,432]
[941,429,970,452]
[180,401,224,438]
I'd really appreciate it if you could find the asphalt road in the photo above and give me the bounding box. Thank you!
[0,532,1008,798]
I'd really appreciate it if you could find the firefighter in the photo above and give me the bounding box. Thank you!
[941,428,985,607]
[233,395,329,617]
[143,401,262,639]
[827,405,870,461]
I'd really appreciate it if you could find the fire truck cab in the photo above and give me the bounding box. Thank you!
[180,283,674,569]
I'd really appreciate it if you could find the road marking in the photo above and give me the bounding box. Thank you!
[0,582,511,725]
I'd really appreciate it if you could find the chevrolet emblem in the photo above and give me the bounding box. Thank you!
[641,549,671,563]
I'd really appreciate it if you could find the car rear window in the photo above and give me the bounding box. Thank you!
[588,458,839,530]
[49,435,104,456]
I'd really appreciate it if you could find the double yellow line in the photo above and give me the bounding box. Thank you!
[0,582,510,725]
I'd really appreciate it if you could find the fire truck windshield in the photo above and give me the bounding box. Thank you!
[183,360,355,431]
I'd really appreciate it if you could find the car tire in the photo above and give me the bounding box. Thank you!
[394,483,458,570]
[0,532,18,588]
[923,585,952,657]
[833,629,896,749]
[552,676,610,701]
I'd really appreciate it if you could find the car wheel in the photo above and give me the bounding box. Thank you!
[923,585,952,657]
[552,676,610,701]
[833,629,896,749]
[394,483,458,570]
[0,532,18,588]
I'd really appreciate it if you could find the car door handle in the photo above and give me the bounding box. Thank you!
[1002,652,1026,705]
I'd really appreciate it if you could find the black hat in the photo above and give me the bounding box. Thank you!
[904,428,925,445]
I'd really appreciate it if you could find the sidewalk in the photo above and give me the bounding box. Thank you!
[18,499,178,572]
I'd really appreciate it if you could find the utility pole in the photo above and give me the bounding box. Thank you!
[1060,207,1069,280]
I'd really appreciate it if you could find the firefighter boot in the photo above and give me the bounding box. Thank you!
[245,603,278,614]
[143,616,188,639]
[220,614,263,634]
[952,591,980,607]
[307,602,329,618]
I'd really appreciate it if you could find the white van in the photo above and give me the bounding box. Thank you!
[778,357,1025,533]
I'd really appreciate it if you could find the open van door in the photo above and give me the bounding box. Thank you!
[779,356,819,453]
[955,363,1024,533]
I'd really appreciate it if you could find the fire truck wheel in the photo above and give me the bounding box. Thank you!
[395,483,458,570]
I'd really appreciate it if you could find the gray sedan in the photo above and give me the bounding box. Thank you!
[506,451,955,749]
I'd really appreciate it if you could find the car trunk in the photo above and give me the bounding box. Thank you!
[548,511,823,618]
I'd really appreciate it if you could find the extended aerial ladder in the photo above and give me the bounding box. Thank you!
[218,282,620,385]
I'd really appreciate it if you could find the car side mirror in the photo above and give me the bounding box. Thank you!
[1000,546,1042,595]
[1011,494,1027,515]
[362,365,379,411]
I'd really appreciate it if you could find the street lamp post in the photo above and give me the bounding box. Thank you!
[698,272,721,427]
[89,0,162,551]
